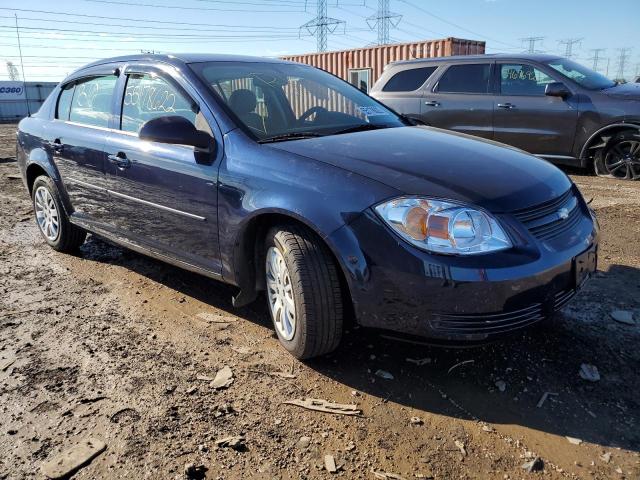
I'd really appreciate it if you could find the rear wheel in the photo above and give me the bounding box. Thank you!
[264,225,343,359]
[593,131,640,180]
[32,175,86,252]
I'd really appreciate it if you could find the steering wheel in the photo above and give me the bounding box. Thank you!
[299,106,328,123]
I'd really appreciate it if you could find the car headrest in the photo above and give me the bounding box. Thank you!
[228,89,257,114]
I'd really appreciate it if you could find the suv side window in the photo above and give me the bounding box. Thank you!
[383,67,437,92]
[437,64,491,94]
[121,73,198,134]
[499,64,555,96]
[56,83,75,120]
[69,75,117,128]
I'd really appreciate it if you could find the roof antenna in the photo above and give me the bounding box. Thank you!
[14,14,31,117]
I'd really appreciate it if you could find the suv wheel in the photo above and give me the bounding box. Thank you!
[594,131,640,180]
[264,225,343,359]
[32,175,87,252]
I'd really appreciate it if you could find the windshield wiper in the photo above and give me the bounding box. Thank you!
[331,123,390,135]
[258,132,324,144]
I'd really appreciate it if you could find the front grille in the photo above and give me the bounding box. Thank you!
[553,288,577,311]
[512,188,582,241]
[431,303,544,335]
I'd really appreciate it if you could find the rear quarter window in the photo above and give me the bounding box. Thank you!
[437,64,491,94]
[382,67,437,92]
[56,84,75,120]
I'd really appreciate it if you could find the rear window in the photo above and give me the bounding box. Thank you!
[68,75,117,128]
[382,67,437,92]
[56,83,75,120]
[437,64,491,94]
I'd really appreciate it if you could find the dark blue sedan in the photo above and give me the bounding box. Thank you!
[16,54,598,358]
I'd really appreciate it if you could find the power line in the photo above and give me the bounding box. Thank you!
[300,0,345,52]
[521,36,545,54]
[83,0,305,12]
[558,37,582,59]
[366,0,402,45]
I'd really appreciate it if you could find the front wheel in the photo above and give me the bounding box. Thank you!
[32,175,86,252]
[594,131,640,180]
[264,225,343,359]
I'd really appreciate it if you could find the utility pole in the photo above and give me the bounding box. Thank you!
[14,14,30,115]
[521,37,545,54]
[6,61,20,81]
[366,0,402,45]
[558,38,582,59]
[616,47,632,81]
[300,0,345,52]
[589,48,606,72]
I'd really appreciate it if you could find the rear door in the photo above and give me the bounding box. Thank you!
[45,69,119,226]
[372,65,437,122]
[421,62,495,139]
[492,62,578,155]
[104,64,222,272]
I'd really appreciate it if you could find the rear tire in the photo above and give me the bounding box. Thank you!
[264,224,343,359]
[593,130,640,180]
[32,175,86,252]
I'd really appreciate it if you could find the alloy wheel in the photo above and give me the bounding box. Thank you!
[34,186,60,241]
[266,246,297,341]
[604,140,640,180]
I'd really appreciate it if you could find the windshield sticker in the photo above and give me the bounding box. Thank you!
[357,105,387,116]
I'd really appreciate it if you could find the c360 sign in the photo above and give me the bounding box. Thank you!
[0,82,26,101]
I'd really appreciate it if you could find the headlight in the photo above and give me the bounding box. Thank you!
[374,197,511,255]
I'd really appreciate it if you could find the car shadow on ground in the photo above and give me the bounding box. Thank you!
[78,235,640,453]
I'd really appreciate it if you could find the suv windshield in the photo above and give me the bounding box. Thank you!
[189,61,404,141]
[543,58,616,91]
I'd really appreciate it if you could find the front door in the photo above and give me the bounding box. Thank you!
[104,68,221,272]
[421,63,494,139]
[493,63,578,156]
[47,74,118,225]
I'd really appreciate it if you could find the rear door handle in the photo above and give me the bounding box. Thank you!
[108,152,131,169]
[497,103,516,109]
[48,139,64,153]
[424,101,440,107]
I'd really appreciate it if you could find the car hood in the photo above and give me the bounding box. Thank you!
[269,126,572,213]
[601,82,640,100]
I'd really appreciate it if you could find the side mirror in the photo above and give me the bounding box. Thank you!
[545,82,571,99]
[139,116,216,164]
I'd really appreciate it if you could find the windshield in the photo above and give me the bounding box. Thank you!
[189,61,404,141]
[544,58,616,90]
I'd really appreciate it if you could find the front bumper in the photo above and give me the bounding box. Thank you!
[329,201,599,342]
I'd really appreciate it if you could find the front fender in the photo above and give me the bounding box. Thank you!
[217,129,398,286]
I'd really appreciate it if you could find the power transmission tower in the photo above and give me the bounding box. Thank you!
[6,61,20,81]
[521,37,545,54]
[589,48,606,71]
[558,38,582,59]
[300,0,345,52]
[616,47,632,81]
[366,0,402,45]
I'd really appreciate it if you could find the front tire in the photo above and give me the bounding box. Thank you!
[264,225,343,359]
[593,130,640,180]
[32,175,86,252]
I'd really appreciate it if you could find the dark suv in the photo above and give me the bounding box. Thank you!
[371,54,640,180]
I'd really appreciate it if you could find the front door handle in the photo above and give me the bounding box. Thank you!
[108,153,131,169]
[424,101,440,107]
[497,103,516,109]
[47,138,64,153]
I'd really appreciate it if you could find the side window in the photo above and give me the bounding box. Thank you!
[56,83,75,120]
[437,64,491,94]
[382,67,437,92]
[69,76,117,128]
[500,64,555,96]
[121,73,198,134]
[349,69,371,93]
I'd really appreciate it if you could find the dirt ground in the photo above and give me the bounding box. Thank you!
[0,122,639,480]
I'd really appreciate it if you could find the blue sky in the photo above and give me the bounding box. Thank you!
[0,0,638,82]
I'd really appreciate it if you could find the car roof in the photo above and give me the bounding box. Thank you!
[77,53,293,71]
[389,53,564,67]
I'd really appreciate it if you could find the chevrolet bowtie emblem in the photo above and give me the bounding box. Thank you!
[557,208,570,220]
